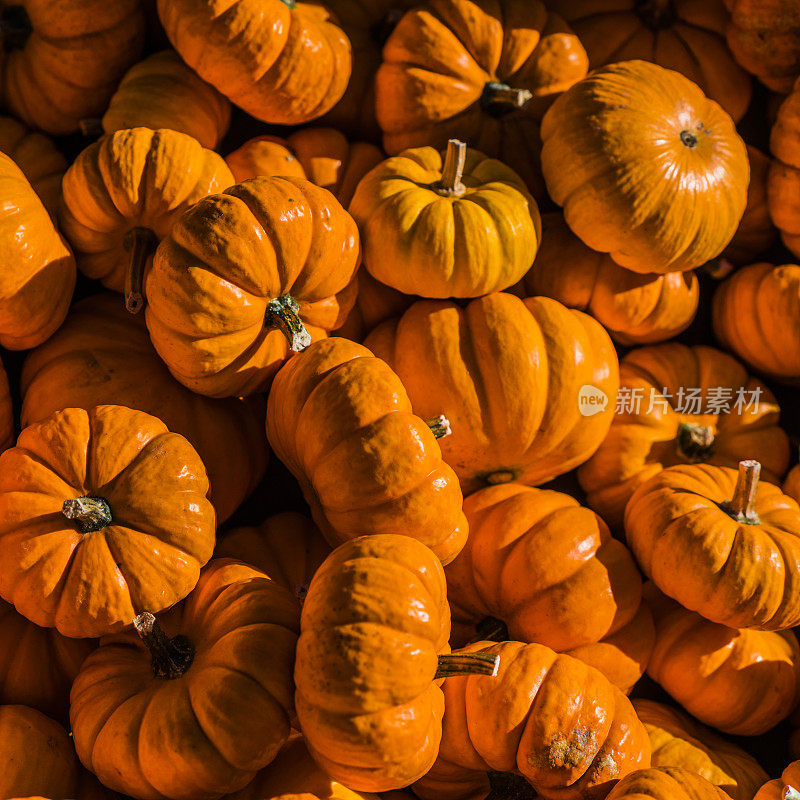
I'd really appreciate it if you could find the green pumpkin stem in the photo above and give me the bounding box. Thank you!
[266,294,312,352]
[435,652,500,679]
[134,612,195,679]
[676,423,715,462]
[433,139,467,198]
[481,81,533,117]
[721,460,761,525]
[425,414,452,440]
[62,496,112,533]
[78,117,104,137]
[124,227,158,315]
[486,772,537,800]
[784,787,800,800]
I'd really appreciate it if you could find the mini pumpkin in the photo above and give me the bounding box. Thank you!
[101,50,232,150]
[157,0,352,125]
[523,213,699,345]
[266,338,467,565]
[365,293,619,495]
[644,584,800,736]
[71,558,301,800]
[540,60,749,273]
[754,762,800,800]
[606,767,732,800]
[768,80,800,258]
[785,459,800,504]
[0,405,216,638]
[59,127,234,313]
[578,343,790,529]
[146,175,360,397]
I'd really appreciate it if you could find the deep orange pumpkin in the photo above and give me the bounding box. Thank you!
[753,762,800,800]
[606,767,733,800]
[768,79,800,257]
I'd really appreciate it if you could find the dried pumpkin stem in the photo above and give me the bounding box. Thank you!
[124,227,158,315]
[435,652,500,679]
[784,787,800,800]
[425,414,451,439]
[433,139,467,197]
[62,496,112,533]
[676,423,715,462]
[266,294,312,352]
[721,459,761,525]
[134,612,195,679]
[78,117,103,137]
[481,81,533,117]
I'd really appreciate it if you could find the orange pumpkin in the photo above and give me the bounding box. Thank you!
[413,640,651,800]
[712,263,800,382]
[71,558,301,799]
[0,405,216,638]
[768,79,800,257]
[101,50,232,150]
[633,699,768,800]
[146,176,360,397]
[753,763,800,800]
[0,0,144,134]
[20,293,268,523]
[59,128,234,312]
[157,0,352,125]
[0,151,75,349]
[523,213,699,345]
[606,767,732,800]
[266,338,467,565]
[578,343,790,529]
[785,459,800,504]
[549,0,751,121]
[644,584,800,736]
[365,293,619,495]
[541,60,749,273]
[375,0,589,196]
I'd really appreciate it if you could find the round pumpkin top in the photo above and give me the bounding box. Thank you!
[753,761,800,800]
[606,767,732,800]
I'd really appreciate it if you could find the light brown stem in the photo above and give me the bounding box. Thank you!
[484,469,518,486]
[78,117,104,137]
[62,496,112,533]
[481,81,533,117]
[134,612,195,679]
[435,652,500,679]
[124,227,158,315]
[676,423,715,462]
[266,294,311,352]
[721,460,761,524]
[433,139,467,197]
[426,414,451,440]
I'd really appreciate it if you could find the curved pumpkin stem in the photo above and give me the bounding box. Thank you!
[124,227,158,315]
[78,117,104,137]
[266,294,312,352]
[721,460,761,525]
[62,496,112,533]
[435,652,500,678]
[433,139,467,198]
[676,423,715,462]
[784,787,800,800]
[481,81,533,117]
[425,414,451,440]
[134,612,195,679]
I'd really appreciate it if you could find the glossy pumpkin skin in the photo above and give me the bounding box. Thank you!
[0,405,216,638]
[753,762,800,800]
[606,767,732,800]
[523,213,699,345]
[0,152,75,350]
[375,0,589,196]
[578,343,790,529]
[645,584,800,736]
[350,145,541,298]
[60,128,234,295]
[366,294,619,495]
[266,338,467,565]
[413,640,651,800]
[20,293,267,524]
[146,176,360,398]
[768,80,800,258]
[71,558,301,800]
[713,263,800,382]
[541,60,749,274]
[102,50,232,150]
[0,0,144,134]
[295,535,451,792]
[0,115,66,216]
[157,0,351,125]
[550,0,751,122]
[632,699,768,800]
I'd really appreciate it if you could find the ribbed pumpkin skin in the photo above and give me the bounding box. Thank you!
[20,293,268,524]
[266,338,468,565]
[365,294,619,495]
[713,263,800,382]
[633,699,768,800]
[523,213,699,345]
[374,0,589,196]
[102,50,232,149]
[541,60,749,273]
[0,0,144,134]
[349,145,541,299]
[413,640,651,800]
[786,463,800,503]
[71,559,301,800]
[549,0,751,121]
[578,343,790,529]
[60,128,234,293]
[295,535,451,792]
[768,80,800,257]
[753,762,800,800]
[0,405,216,638]
[645,584,800,736]
[146,176,360,398]
[0,152,75,350]
[606,767,732,800]
[157,0,352,125]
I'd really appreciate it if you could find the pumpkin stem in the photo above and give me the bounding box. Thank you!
[634,0,675,29]
[0,5,32,51]
[435,652,500,679]
[280,0,297,8]
[426,414,451,440]
[78,118,104,137]
[134,612,195,679]
[720,460,762,525]
[676,423,715,462]
[266,294,312,352]
[433,139,467,198]
[784,787,800,800]
[680,130,698,148]
[486,772,537,800]
[704,258,736,280]
[483,469,519,486]
[62,496,112,533]
[124,227,158,315]
[481,81,533,117]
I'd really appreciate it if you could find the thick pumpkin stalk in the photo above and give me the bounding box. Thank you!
[425,414,452,439]
[435,652,500,678]
[677,423,715,462]
[434,139,467,198]
[481,81,533,117]
[124,227,159,315]
[266,294,312,352]
[62,496,112,533]
[721,459,761,524]
[134,612,195,679]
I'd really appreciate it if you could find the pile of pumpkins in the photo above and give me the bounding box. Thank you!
[0,0,799,799]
